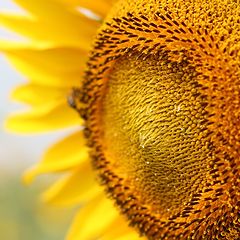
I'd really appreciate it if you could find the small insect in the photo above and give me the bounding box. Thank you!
[67,89,77,109]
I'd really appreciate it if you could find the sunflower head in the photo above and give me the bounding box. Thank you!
[72,0,240,239]
[2,0,240,239]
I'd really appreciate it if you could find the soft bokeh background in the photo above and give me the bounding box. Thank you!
[0,1,75,239]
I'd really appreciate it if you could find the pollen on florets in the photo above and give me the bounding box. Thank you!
[73,1,240,239]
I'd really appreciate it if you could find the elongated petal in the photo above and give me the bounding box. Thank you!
[1,44,87,86]
[103,0,116,5]
[6,100,81,133]
[58,0,112,18]
[24,131,88,183]
[0,11,97,48]
[104,231,142,240]
[111,232,142,240]
[0,44,87,72]
[102,216,143,240]
[14,0,100,35]
[43,162,101,206]
[67,194,119,240]
[12,83,69,106]
[0,40,47,49]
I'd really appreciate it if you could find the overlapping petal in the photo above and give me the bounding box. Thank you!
[11,83,69,106]
[43,162,101,206]
[102,216,143,240]
[1,43,87,87]
[67,194,119,240]
[58,0,113,18]
[0,0,100,48]
[24,131,87,183]
[6,100,81,133]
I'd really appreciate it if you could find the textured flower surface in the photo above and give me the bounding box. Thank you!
[1,0,240,240]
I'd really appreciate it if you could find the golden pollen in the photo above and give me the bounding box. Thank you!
[74,0,240,239]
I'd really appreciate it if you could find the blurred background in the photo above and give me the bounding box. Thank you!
[0,1,75,239]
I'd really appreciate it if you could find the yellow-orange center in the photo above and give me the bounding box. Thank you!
[73,1,240,238]
[101,53,212,217]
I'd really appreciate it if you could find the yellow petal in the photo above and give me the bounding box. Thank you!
[6,100,81,133]
[2,45,87,87]
[14,0,99,44]
[43,162,101,207]
[1,44,87,72]
[102,216,143,240]
[58,0,112,18]
[67,194,119,240]
[111,232,143,240]
[12,83,69,106]
[0,10,98,48]
[103,0,116,5]
[23,131,88,183]
[0,40,48,49]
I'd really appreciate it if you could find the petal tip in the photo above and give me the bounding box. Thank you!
[22,167,38,184]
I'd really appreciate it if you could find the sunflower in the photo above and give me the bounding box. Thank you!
[1,0,240,239]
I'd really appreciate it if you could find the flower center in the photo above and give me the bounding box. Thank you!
[101,53,211,217]
[73,1,240,238]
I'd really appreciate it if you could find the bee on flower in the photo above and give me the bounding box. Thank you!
[1,0,240,239]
